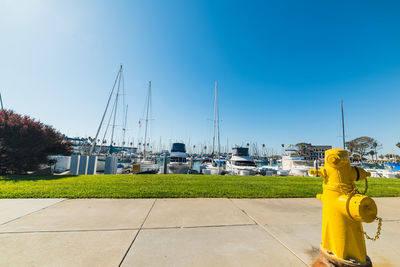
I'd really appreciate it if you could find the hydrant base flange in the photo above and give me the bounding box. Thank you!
[313,247,372,267]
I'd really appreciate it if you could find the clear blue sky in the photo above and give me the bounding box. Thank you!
[1,0,399,154]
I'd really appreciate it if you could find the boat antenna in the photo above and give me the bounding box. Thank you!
[341,100,346,150]
[89,65,122,155]
[143,81,151,157]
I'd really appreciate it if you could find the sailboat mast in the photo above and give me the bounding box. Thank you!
[0,92,3,110]
[216,83,221,159]
[143,81,151,156]
[121,68,127,147]
[89,65,121,155]
[212,82,217,156]
[341,100,346,149]
[122,104,128,147]
[110,67,122,147]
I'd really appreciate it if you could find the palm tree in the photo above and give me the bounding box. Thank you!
[372,142,378,162]
[369,150,375,161]
[397,142,400,149]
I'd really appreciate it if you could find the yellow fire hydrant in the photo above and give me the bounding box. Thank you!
[310,149,381,267]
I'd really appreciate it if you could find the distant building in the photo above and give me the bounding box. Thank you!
[65,137,91,154]
[64,137,137,155]
[286,143,332,161]
[304,145,332,161]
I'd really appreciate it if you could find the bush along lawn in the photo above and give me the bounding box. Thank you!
[0,174,399,198]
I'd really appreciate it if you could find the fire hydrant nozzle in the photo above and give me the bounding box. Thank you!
[310,149,379,267]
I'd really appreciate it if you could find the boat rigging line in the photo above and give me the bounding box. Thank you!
[89,65,123,155]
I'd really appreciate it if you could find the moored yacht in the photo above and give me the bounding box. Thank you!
[281,155,314,176]
[136,156,158,173]
[226,147,258,176]
[203,159,227,175]
[353,162,399,178]
[167,143,190,174]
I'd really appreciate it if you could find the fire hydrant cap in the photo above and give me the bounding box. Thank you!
[359,197,377,223]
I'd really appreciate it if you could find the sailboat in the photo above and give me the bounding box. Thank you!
[203,82,226,175]
[90,65,132,172]
[136,81,158,173]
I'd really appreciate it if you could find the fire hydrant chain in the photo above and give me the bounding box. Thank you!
[361,177,368,195]
[363,217,382,241]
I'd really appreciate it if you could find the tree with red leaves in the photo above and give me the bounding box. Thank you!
[0,110,72,174]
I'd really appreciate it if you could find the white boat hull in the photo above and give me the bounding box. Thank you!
[96,157,133,173]
[227,166,258,176]
[367,169,399,178]
[168,163,190,174]
[288,167,312,176]
[49,155,71,173]
[139,161,158,172]
[203,167,225,175]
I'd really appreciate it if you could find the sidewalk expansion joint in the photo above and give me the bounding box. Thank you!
[0,223,257,235]
[0,199,67,226]
[0,228,141,235]
[118,198,157,267]
[142,223,256,231]
[228,198,309,266]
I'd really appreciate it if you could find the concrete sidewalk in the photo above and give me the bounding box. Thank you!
[0,198,399,267]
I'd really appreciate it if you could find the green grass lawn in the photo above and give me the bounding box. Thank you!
[0,174,399,198]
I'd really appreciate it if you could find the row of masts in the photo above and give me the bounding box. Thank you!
[85,65,347,156]
[89,65,221,158]
[212,82,221,160]
[90,65,127,155]
[89,65,152,157]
